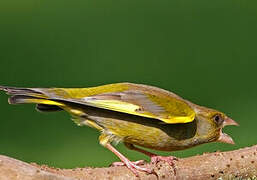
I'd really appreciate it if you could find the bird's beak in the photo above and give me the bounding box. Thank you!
[217,132,235,144]
[217,117,238,144]
[223,117,239,127]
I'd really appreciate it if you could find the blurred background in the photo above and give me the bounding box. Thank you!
[0,0,256,168]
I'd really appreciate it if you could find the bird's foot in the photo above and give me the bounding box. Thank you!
[150,155,178,166]
[150,155,178,174]
[110,160,146,167]
[104,143,156,177]
[111,159,153,177]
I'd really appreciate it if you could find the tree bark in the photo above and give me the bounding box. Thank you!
[0,145,256,180]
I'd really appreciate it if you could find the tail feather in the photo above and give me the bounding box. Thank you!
[8,95,40,104]
[8,95,64,106]
[1,86,65,112]
[0,86,40,95]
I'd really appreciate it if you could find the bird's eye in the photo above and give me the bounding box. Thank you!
[213,114,224,125]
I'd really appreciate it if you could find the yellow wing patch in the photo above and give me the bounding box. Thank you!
[85,99,156,118]
[87,100,140,112]
[84,98,195,124]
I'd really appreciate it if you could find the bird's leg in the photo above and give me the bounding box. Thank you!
[99,134,153,177]
[125,143,178,172]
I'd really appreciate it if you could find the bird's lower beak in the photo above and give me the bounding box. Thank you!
[217,132,235,144]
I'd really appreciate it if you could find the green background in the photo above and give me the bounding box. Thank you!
[0,0,256,168]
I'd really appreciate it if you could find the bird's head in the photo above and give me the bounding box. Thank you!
[192,105,238,144]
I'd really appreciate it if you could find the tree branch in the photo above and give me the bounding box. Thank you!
[0,145,256,180]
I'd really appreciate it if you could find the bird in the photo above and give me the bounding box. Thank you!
[0,82,238,176]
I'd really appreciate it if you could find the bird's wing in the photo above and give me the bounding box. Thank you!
[77,90,195,124]
[41,83,195,124]
[0,83,196,124]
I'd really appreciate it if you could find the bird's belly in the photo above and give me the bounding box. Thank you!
[120,124,178,151]
[90,114,197,151]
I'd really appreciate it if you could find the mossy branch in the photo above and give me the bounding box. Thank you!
[0,145,256,180]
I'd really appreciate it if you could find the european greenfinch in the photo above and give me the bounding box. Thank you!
[0,83,238,176]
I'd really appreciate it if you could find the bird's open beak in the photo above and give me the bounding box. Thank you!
[217,117,238,144]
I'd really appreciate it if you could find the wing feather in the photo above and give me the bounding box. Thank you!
[80,90,195,124]
[1,83,195,124]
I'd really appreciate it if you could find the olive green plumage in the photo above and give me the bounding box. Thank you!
[0,82,237,153]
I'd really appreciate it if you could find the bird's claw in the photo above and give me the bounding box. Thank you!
[150,155,178,174]
[110,160,154,177]
[151,155,178,165]
[110,160,146,167]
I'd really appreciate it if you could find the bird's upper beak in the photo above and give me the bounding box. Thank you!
[223,117,239,127]
[217,117,238,144]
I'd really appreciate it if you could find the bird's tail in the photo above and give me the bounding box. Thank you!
[0,86,64,112]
